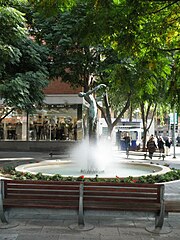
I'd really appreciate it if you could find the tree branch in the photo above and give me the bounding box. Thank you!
[97,93,112,126]
[150,0,180,15]
[0,108,15,123]
[159,47,180,52]
[112,97,131,128]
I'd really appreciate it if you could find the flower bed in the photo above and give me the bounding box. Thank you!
[1,165,180,183]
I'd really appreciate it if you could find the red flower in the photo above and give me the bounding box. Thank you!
[133,179,137,183]
[79,175,84,179]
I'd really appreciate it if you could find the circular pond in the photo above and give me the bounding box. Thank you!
[15,160,171,178]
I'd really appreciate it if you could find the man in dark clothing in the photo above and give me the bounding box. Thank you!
[123,134,131,152]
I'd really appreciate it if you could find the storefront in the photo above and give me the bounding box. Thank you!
[0,95,83,141]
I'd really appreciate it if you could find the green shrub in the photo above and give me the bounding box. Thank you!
[2,166,15,174]
[50,174,63,181]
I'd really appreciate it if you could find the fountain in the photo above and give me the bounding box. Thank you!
[15,85,171,178]
[15,144,170,178]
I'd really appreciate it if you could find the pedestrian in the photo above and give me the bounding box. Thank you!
[165,137,172,156]
[123,133,131,152]
[157,136,165,159]
[147,135,157,159]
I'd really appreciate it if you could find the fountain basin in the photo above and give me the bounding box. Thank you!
[15,160,171,178]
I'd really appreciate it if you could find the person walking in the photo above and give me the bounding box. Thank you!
[165,137,172,156]
[147,135,157,159]
[157,136,165,159]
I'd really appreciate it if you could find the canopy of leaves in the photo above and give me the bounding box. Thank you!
[30,0,180,114]
[0,1,49,112]
[31,1,118,91]
[1,0,173,140]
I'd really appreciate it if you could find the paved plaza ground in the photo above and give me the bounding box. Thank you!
[0,147,180,240]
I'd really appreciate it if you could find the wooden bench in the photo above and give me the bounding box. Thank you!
[49,151,70,158]
[126,150,165,160]
[0,180,82,224]
[0,180,165,231]
[126,150,147,159]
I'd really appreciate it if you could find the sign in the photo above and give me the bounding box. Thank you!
[169,113,178,124]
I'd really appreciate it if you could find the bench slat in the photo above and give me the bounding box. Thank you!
[4,195,79,200]
[84,203,161,211]
[5,185,80,190]
[6,189,79,195]
[4,201,79,209]
[84,182,163,188]
[84,190,158,200]
[84,187,159,193]
[83,197,159,204]
[5,182,80,189]
[4,180,80,185]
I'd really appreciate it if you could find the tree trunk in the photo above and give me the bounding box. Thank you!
[140,102,157,151]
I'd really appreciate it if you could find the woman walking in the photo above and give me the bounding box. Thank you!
[147,135,157,159]
[157,136,165,159]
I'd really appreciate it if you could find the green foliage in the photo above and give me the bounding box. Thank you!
[0,2,49,114]
[0,5,26,38]
[1,165,15,174]
[28,0,77,17]
[23,172,34,179]
[34,3,103,89]
[2,0,176,128]
[29,0,180,118]
[50,174,63,181]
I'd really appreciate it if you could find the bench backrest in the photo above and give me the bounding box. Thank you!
[1,180,164,212]
[83,182,164,212]
[2,180,81,209]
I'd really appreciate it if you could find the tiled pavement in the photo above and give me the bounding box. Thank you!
[0,210,180,240]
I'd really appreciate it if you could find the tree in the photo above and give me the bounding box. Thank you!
[30,1,133,136]
[0,0,49,122]
[104,0,180,146]
[30,0,180,140]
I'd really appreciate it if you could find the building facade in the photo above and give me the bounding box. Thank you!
[0,78,179,144]
[0,79,83,141]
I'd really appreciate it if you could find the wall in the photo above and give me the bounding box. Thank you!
[0,140,78,153]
